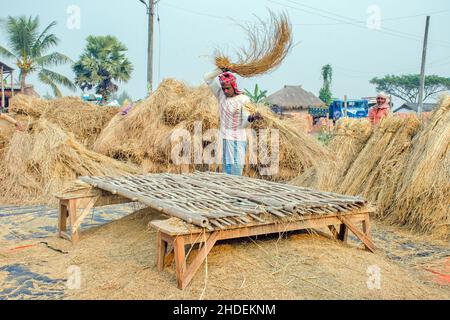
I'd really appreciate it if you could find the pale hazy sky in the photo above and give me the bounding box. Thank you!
[1,0,450,106]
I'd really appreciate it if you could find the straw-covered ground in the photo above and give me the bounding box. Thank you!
[0,206,448,300]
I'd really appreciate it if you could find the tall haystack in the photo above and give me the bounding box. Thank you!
[389,96,450,237]
[94,79,331,180]
[9,94,119,147]
[0,120,140,205]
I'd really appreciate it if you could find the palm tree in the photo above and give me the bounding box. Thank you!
[73,35,133,103]
[319,64,333,105]
[0,16,75,96]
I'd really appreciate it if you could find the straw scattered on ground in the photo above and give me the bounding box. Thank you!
[1,209,448,300]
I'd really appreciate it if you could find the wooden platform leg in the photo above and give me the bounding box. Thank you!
[173,236,186,289]
[69,199,79,244]
[338,223,348,243]
[338,215,376,253]
[179,232,220,290]
[156,231,167,272]
[362,213,372,238]
[58,201,68,237]
[328,225,339,239]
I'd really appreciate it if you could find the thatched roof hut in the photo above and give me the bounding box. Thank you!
[267,85,325,111]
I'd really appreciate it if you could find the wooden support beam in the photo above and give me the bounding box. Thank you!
[179,232,220,290]
[361,213,372,238]
[338,223,348,243]
[338,215,376,253]
[69,199,79,244]
[58,201,68,237]
[72,196,99,231]
[328,225,339,239]
[156,231,167,272]
[1,65,4,110]
[173,236,186,289]
[10,70,13,97]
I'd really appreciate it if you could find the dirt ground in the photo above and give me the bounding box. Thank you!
[0,204,448,300]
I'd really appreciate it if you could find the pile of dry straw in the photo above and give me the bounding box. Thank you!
[9,94,118,147]
[94,79,331,180]
[293,96,450,238]
[1,94,138,205]
[0,119,140,205]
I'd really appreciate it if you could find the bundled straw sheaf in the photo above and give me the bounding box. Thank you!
[338,116,421,203]
[0,120,140,205]
[389,96,450,237]
[292,118,372,191]
[94,79,331,180]
[215,12,293,77]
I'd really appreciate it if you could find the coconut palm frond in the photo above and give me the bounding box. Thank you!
[36,52,73,67]
[31,20,58,56]
[40,68,76,91]
[38,71,62,97]
[6,16,39,57]
[0,45,17,60]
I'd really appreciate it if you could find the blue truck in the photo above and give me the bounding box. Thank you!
[308,99,369,123]
[329,99,369,121]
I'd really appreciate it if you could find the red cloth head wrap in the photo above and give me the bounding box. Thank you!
[218,72,241,94]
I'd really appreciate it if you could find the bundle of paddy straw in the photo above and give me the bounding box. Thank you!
[9,94,118,147]
[94,79,331,180]
[291,118,372,191]
[388,95,450,237]
[215,11,293,77]
[338,116,421,206]
[0,119,140,205]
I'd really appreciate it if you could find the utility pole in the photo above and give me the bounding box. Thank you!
[140,0,157,95]
[344,95,348,118]
[418,16,430,116]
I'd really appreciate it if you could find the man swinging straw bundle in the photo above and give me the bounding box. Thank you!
[204,12,293,176]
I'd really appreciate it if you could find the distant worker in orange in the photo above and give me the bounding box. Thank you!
[368,92,390,125]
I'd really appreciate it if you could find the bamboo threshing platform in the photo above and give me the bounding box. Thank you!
[56,172,376,289]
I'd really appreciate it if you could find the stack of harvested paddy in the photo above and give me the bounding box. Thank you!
[389,96,450,237]
[9,95,119,147]
[94,79,331,180]
[0,119,14,157]
[9,94,50,118]
[0,119,140,205]
[291,118,372,191]
[46,96,119,147]
[329,118,373,166]
[338,116,421,211]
